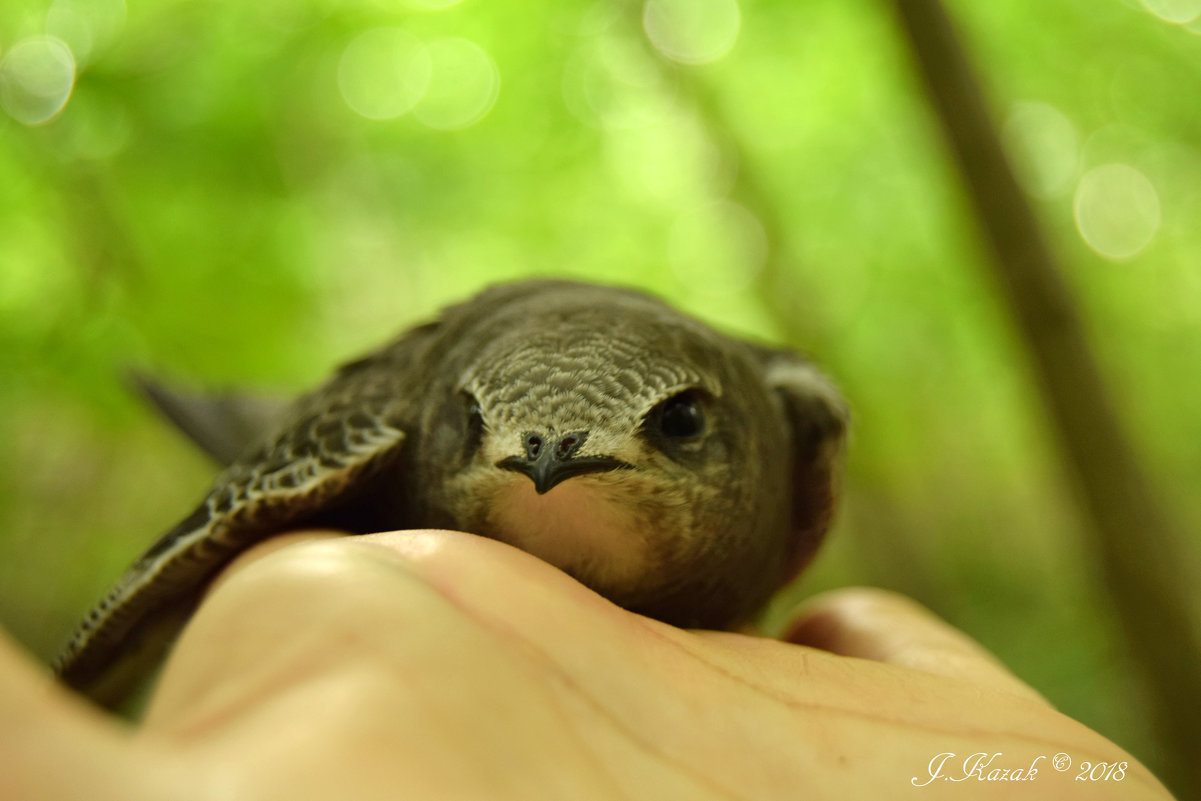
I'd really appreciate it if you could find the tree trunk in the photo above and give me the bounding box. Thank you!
[884,1,1201,796]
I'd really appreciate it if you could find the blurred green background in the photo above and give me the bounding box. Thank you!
[2,0,1199,787]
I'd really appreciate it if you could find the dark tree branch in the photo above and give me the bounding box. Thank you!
[884,0,1201,795]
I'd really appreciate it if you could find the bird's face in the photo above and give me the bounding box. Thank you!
[435,323,789,627]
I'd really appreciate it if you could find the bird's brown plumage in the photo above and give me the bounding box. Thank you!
[54,280,848,705]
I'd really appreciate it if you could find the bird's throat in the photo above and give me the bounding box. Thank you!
[483,476,653,594]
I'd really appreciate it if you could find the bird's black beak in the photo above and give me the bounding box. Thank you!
[496,430,630,494]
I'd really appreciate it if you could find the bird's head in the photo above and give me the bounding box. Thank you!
[421,292,845,630]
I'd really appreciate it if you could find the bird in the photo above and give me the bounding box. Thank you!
[53,279,848,706]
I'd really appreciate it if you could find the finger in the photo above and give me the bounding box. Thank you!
[783,587,1047,703]
[143,528,666,733]
[0,628,157,801]
[143,529,612,728]
[204,529,349,595]
[142,530,432,729]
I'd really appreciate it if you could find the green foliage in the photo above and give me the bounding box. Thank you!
[2,0,1198,778]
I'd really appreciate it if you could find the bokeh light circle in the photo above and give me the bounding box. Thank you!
[1139,0,1201,24]
[45,0,126,66]
[643,0,741,66]
[1003,101,1078,198]
[413,38,500,131]
[1073,163,1161,260]
[338,28,431,120]
[0,36,77,126]
[562,36,668,131]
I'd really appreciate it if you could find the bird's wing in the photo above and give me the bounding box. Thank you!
[129,372,289,466]
[54,366,411,704]
[754,347,849,582]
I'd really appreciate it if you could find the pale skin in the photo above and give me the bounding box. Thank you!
[1,530,1174,800]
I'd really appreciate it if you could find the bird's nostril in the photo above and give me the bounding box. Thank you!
[523,433,543,459]
[554,431,588,459]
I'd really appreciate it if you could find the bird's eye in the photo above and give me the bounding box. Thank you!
[656,392,705,439]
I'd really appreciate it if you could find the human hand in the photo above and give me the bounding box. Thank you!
[1,530,1173,800]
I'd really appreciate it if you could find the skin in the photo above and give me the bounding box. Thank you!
[4,529,1173,801]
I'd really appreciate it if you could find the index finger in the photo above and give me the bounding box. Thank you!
[784,587,1047,703]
